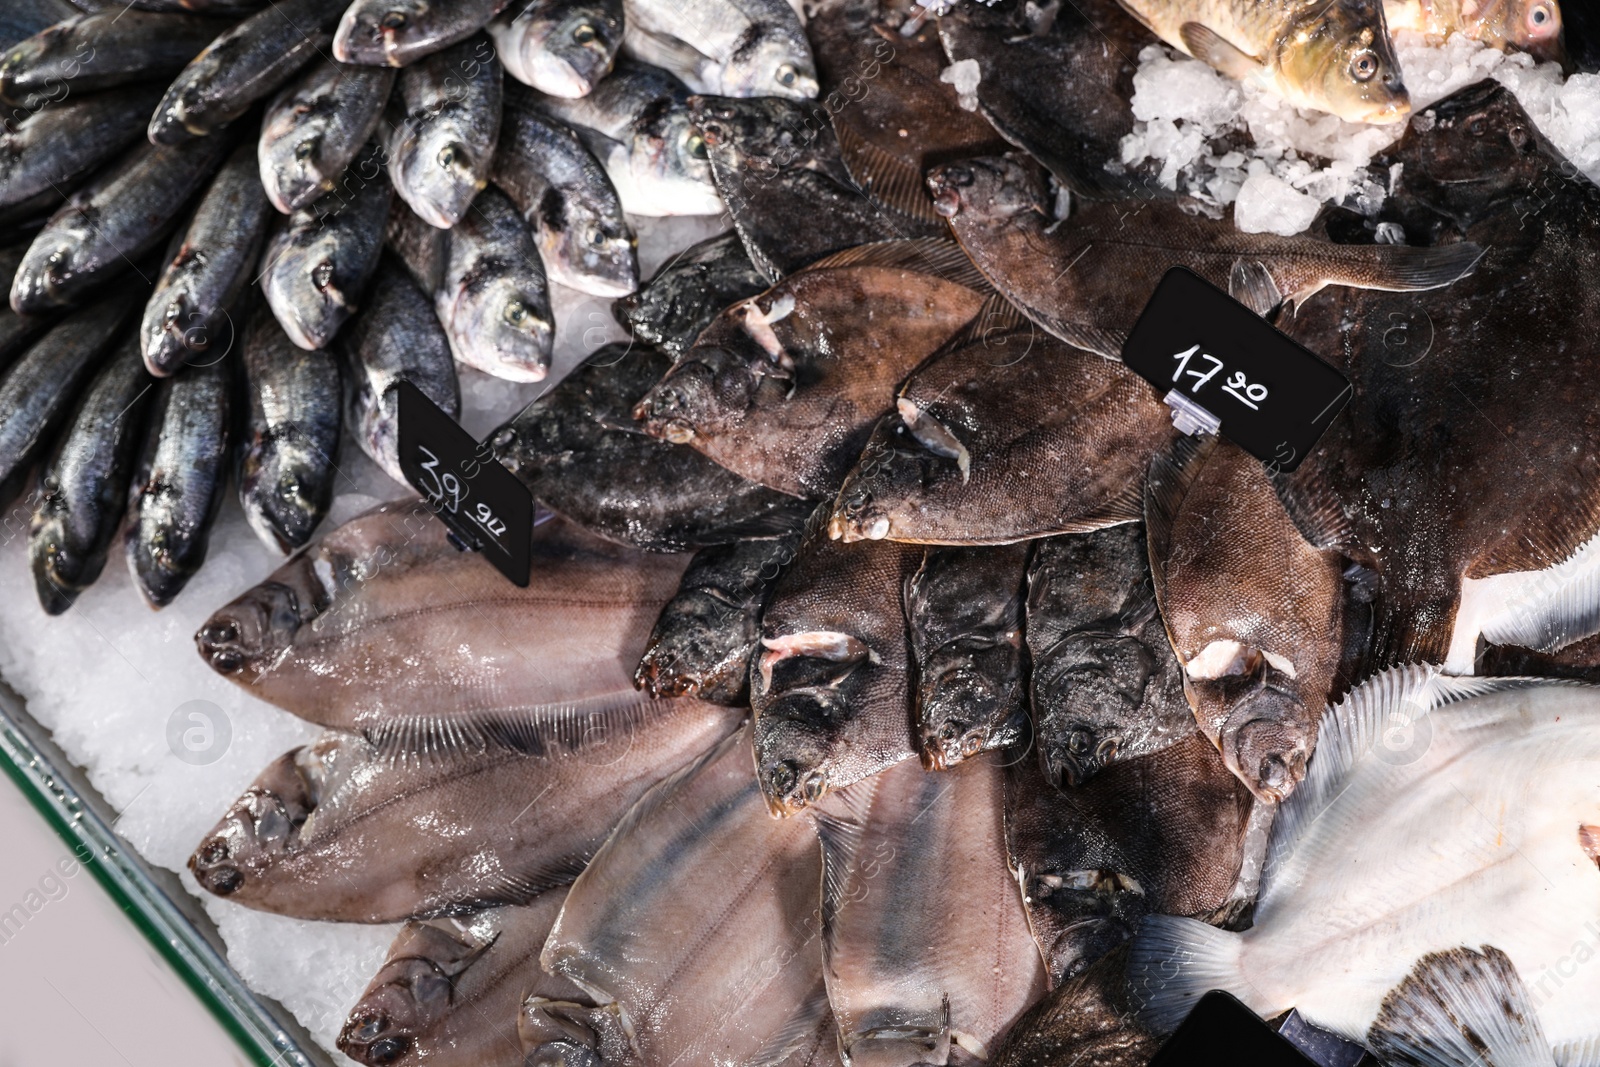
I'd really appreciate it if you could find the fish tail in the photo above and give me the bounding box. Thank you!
[1126,916,1262,1035]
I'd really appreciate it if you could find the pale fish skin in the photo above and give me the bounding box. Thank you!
[1384,0,1563,62]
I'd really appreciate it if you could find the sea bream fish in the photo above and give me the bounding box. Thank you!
[632,239,990,500]
[386,34,503,228]
[904,543,1030,770]
[540,725,829,1067]
[1113,0,1410,123]
[618,0,817,99]
[0,10,229,108]
[258,59,396,214]
[753,509,922,814]
[926,154,1484,361]
[489,0,622,97]
[828,305,1174,545]
[338,890,589,1066]
[195,503,691,730]
[1005,731,1261,985]
[336,0,512,67]
[0,85,166,212]
[1026,524,1195,787]
[487,343,810,552]
[1146,438,1349,803]
[1130,669,1600,1064]
[188,696,741,922]
[1384,0,1563,61]
[814,754,1046,1065]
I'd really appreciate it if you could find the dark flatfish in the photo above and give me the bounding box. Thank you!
[488,343,809,552]
[927,154,1484,359]
[1004,733,1259,986]
[140,142,272,375]
[611,230,766,357]
[1274,82,1600,674]
[125,353,233,608]
[806,0,1009,221]
[753,506,921,814]
[989,945,1159,1067]
[335,0,511,67]
[689,93,941,282]
[636,523,805,704]
[904,543,1029,770]
[1026,523,1193,787]
[0,86,165,211]
[632,239,989,499]
[28,335,151,614]
[828,303,1172,545]
[258,59,396,214]
[237,304,340,554]
[11,134,232,313]
[148,0,345,143]
[0,10,229,107]
[0,283,141,508]
[939,0,1163,198]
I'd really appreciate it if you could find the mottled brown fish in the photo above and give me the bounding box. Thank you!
[989,945,1159,1067]
[633,239,989,500]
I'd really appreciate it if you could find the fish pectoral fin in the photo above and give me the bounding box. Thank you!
[832,120,944,225]
[1228,260,1284,318]
[1178,23,1264,82]
[1581,824,1600,868]
[1367,946,1556,1067]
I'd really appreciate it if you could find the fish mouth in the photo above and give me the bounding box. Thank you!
[919,718,988,771]
[925,164,970,218]
[1042,727,1119,788]
[30,536,88,617]
[338,1000,416,1066]
[194,584,298,678]
[1049,916,1133,983]
[1221,684,1314,803]
[829,486,892,542]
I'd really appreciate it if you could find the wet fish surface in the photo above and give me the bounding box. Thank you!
[1384,0,1563,61]
[189,696,741,921]
[0,11,229,107]
[1026,523,1193,787]
[492,83,637,296]
[753,511,921,813]
[196,503,690,729]
[125,354,232,608]
[691,94,942,282]
[237,304,341,554]
[336,0,511,67]
[11,135,231,313]
[148,0,345,143]
[140,143,272,375]
[387,34,502,227]
[633,240,989,499]
[927,154,1484,359]
[619,0,817,99]
[541,725,828,1066]
[260,143,391,350]
[1006,732,1258,985]
[815,754,1046,1065]
[635,524,805,704]
[0,86,166,211]
[0,0,79,54]
[489,0,622,97]
[28,335,152,614]
[990,945,1159,1067]
[905,543,1029,770]
[489,343,810,552]
[258,59,396,213]
[611,230,766,357]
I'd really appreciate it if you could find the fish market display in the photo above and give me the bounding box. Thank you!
[1131,669,1600,1061]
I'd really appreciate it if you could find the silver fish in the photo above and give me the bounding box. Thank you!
[335,0,512,67]
[387,34,502,228]
[140,143,271,375]
[0,10,229,108]
[619,0,816,99]
[258,59,396,214]
[489,0,622,98]
[492,84,636,296]
[259,143,392,350]
[0,86,165,211]
[188,696,741,921]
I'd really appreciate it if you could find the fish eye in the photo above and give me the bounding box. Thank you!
[776,62,796,87]
[1530,2,1552,27]
[686,132,707,160]
[573,22,597,43]
[437,144,459,167]
[381,10,407,28]
[587,227,605,246]
[293,139,316,162]
[504,300,527,325]
[1469,118,1487,136]
[1349,49,1378,82]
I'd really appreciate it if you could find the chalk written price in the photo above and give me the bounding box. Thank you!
[414,445,511,545]
[1171,344,1269,411]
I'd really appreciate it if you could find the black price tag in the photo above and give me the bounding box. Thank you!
[1121,268,1350,473]
[397,380,533,587]
[1151,992,1319,1067]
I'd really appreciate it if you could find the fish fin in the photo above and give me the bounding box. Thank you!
[936,291,1032,352]
[1367,946,1556,1067]
[812,776,880,961]
[1312,242,1486,308]
[1143,434,1219,574]
[1178,23,1264,82]
[1580,825,1600,867]
[1067,481,1146,532]
[1472,528,1600,660]
[598,728,746,855]
[748,983,834,1067]
[1126,915,1254,1035]
[1021,306,1125,361]
[832,120,943,224]
[1263,666,1556,908]
[437,858,592,913]
[1228,260,1284,318]
[798,237,989,292]
[1273,472,1353,551]
[360,692,681,763]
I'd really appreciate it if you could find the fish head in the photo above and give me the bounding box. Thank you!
[632,343,758,444]
[27,494,88,617]
[925,154,1047,223]
[188,743,327,899]
[1384,81,1549,221]
[1188,664,1314,803]
[831,414,963,543]
[634,591,755,701]
[718,33,819,100]
[335,0,430,66]
[127,514,201,609]
[515,5,622,98]
[689,94,824,171]
[392,114,487,228]
[754,698,840,815]
[1033,636,1157,786]
[240,447,331,555]
[338,925,478,1065]
[534,187,638,298]
[627,106,722,215]
[195,568,323,680]
[1480,0,1565,62]
[151,82,209,143]
[1277,0,1410,124]
[447,272,554,382]
[916,646,1024,770]
[520,999,630,1067]
[263,124,333,215]
[1024,863,1144,983]
[11,233,82,313]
